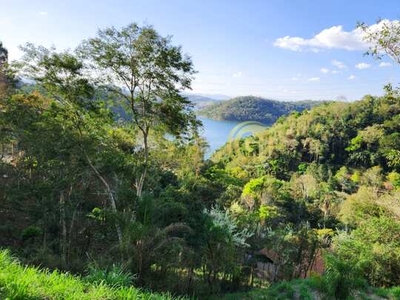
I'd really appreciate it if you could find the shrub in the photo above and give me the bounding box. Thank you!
[84,264,136,288]
[21,226,42,241]
[323,254,365,299]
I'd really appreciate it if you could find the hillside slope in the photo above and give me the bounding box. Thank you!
[212,95,400,177]
[207,92,400,298]
[199,96,324,124]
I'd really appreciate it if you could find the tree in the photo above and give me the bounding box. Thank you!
[78,23,198,198]
[0,41,7,65]
[16,44,124,248]
[0,41,9,96]
[333,216,400,287]
[358,19,400,64]
[202,207,252,291]
[2,91,90,266]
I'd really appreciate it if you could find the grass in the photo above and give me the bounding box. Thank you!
[0,249,185,300]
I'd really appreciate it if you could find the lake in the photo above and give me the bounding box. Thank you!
[199,117,269,158]
[198,117,240,158]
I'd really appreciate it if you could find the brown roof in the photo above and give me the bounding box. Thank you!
[259,248,325,278]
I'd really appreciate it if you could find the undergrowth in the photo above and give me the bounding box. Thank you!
[0,249,184,300]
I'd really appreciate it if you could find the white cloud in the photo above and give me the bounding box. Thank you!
[274,25,366,52]
[273,19,399,52]
[348,75,356,80]
[320,68,329,74]
[332,60,347,69]
[331,70,340,74]
[308,77,320,82]
[355,62,371,69]
[379,62,392,67]
[232,71,243,78]
[39,11,48,15]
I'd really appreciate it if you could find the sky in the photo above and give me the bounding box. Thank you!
[1,0,400,101]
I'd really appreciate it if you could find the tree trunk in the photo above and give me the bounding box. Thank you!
[187,266,194,294]
[82,150,123,247]
[249,266,254,287]
[60,190,67,267]
[68,201,79,259]
[136,129,149,198]
[137,240,144,283]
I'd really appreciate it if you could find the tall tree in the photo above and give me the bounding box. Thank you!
[78,23,198,197]
[16,44,124,247]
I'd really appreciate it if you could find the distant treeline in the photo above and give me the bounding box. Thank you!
[199,96,327,124]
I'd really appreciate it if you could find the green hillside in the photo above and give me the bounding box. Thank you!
[207,91,400,298]
[212,93,400,174]
[198,96,324,124]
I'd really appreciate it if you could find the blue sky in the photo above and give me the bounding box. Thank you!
[1,0,400,101]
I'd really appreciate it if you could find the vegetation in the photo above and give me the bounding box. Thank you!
[198,96,324,124]
[1,18,400,300]
[207,89,400,298]
[0,249,183,299]
[358,19,400,64]
[0,41,7,64]
[214,277,400,299]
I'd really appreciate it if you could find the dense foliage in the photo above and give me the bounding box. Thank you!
[209,86,400,298]
[199,96,324,124]
[2,19,400,300]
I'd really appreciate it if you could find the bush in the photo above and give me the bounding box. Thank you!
[333,216,400,287]
[84,264,136,288]
[390,286,400,298]
[323,254,365,299]
[21,226,42,241]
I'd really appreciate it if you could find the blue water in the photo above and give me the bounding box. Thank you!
[198,117,241,158]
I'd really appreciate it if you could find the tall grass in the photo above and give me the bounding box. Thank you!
[0,249,185,300]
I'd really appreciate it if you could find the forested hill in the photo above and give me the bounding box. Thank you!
[208,90,400,298]
[198,96,324,124]
[212,93,400,179]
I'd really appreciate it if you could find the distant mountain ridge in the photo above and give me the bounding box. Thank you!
[184,94,222,110]
[198,96,326,124]
[184,93,231,101]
